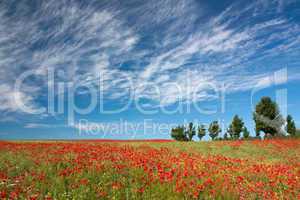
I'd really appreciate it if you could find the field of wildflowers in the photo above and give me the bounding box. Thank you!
[0,139,299,200]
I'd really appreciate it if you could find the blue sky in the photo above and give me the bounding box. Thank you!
[0,0,299,140]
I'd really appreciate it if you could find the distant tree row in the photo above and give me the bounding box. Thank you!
[171,121,222,141]
[171,97,297,141]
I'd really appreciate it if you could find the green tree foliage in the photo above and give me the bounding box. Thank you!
[286,115,296,137]
[227,125,234,139]
[208,121,221,140]
[242,127,250,139]
[253,97,284,137]
[197,124,206,141]
[171,126,188,141]
[186,122,196,141]
[228,115,244,139]
[223,132,228,140]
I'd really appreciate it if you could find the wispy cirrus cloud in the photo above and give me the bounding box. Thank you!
[0,0,139,116]
[131,0,300,106]
[0,0,299,123]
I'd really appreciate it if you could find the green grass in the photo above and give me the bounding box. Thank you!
[296,129,300,137]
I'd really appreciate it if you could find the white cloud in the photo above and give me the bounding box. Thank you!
[0,0,140,117]
[0,0,299,120]
[24,123,67,129]
[0,84,41,113]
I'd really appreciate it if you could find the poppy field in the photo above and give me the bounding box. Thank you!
[0,139,299,200]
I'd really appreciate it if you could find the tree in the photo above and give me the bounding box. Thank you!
[208,121,221,140]
[171,126,188,141]
[223,132,228,140]
[227,125,234,139]
[242,127,250,139]
[286,115,296,137]
[229,115,244,139]
[186,122,196,141]
[197,124,206,141]
[253,97,285,137]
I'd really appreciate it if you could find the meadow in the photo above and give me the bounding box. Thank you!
[0,139,299,200]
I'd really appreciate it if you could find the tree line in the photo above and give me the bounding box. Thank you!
[171,97,298,141]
